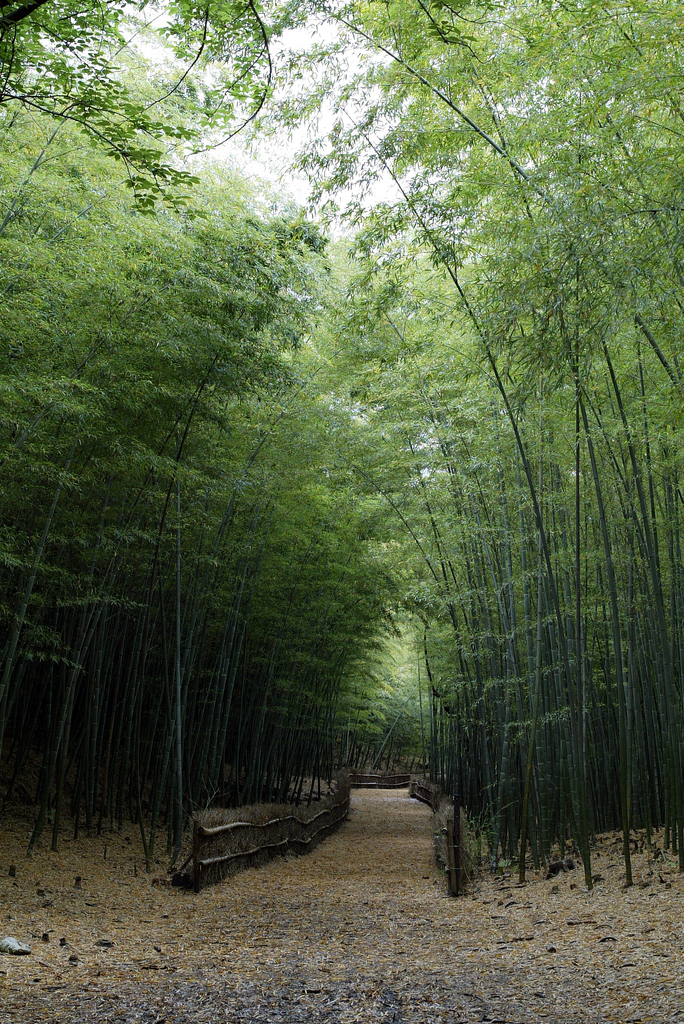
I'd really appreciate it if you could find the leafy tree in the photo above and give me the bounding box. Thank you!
[0,0,275,206]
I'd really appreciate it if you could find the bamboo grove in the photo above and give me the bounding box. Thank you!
[0,112,402,864]
[281,0,684,884]
[4,0,684,892]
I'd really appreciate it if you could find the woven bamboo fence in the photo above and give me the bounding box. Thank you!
[409,777,439,808]
[409,778,466,896]
[348,771,411,788]
[192,782,350,892]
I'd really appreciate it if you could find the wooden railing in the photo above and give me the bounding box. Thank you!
[348,772,411,788]
[192,795,349,892]
[409,780,462,896]
[409,779,438,808]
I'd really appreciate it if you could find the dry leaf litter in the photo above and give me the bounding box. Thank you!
[0,790,682,1023]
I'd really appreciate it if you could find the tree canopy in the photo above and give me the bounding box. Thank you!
[0,0,276,206]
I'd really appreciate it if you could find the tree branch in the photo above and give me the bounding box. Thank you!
[0,0,51,28]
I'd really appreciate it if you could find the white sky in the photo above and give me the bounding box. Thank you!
[203,22,341,208]
[197,20,400,218]
[134,11,402,220]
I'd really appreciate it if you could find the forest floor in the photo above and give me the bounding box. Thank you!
[1,791,683,1024]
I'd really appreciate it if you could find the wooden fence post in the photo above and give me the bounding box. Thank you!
[451,794,461,896]
[193,818,201,893]
[446,822,455,888]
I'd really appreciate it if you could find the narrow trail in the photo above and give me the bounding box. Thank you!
[3,790,684,1023]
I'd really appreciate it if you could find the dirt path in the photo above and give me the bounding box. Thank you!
[2,790,683,1023]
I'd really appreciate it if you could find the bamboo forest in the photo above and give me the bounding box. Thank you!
[3,0,684,917]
